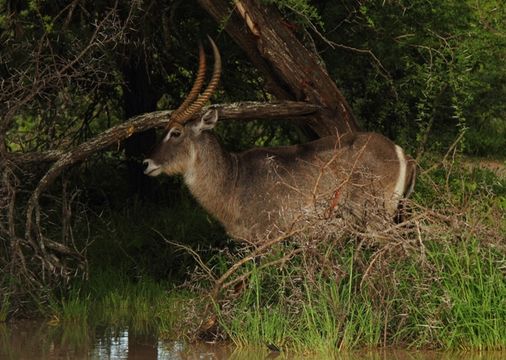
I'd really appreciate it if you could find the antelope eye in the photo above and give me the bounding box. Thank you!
[163,127,182,142]
[168,128,182,140]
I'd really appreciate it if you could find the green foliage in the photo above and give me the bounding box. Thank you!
[319,0,506,156]
[3,0,504,156]
[263,0,323,27]
[466,119,506,157]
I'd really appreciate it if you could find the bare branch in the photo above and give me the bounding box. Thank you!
[8,101,320,165]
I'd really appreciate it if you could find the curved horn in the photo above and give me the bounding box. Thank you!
[169,43,206,126]
[171,36,221,124]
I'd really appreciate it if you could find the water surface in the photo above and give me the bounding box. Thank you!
[0,321,504,359]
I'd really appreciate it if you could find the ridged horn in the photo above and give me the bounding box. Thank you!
[171,36,221,124]
[169,42,206,126]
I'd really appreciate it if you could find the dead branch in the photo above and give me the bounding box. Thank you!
[9,101,319,166]
[210,226,304,300]
[221,247,305,292]
[160,235,217,282]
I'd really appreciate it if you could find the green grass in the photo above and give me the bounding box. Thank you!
[218,253,382,352]
[42,234,506,353]
[0,300,8,323]
[391,240,506,349]
[8,159,505,354]
[47,269,191,338]
[212,239,505,352]
[431,242,506,349]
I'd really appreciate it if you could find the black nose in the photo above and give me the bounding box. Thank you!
[142,159,149,172]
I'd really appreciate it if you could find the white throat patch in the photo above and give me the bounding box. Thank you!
[184,144,198,185]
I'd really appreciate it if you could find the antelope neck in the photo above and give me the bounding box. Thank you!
[183,133,238,224]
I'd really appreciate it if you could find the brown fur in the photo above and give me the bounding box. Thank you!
[144,111,416,242]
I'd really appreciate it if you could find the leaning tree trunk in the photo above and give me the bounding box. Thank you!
[198,0,359,136]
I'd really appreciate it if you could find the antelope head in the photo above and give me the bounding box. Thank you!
[143,38,221,177]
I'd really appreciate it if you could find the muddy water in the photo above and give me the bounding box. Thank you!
[0,322,504,360]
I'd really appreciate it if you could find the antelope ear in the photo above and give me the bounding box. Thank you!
[193,109,219,134]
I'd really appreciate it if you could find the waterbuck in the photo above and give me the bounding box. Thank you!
[143,39,416,242]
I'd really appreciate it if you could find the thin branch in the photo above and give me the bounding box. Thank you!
[155,230,217,282]
[284,3,394,88]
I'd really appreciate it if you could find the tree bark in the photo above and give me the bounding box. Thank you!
[198,0,359,136]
